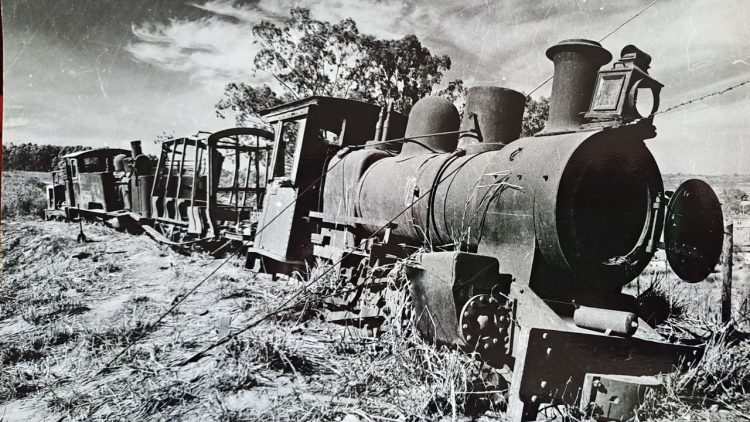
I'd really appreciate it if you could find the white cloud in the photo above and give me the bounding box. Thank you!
[124,0,412,91]
[3,117,30,129]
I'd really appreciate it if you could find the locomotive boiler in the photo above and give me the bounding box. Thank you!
[245,39,724,421]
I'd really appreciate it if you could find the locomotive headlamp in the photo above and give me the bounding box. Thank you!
[585,45,663,123]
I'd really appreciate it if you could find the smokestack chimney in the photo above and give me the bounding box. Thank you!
[458,86,526,149]
[540,39,611,135]
[130,140,143,159]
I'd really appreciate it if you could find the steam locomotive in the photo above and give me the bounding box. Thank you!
[46,39,725,421]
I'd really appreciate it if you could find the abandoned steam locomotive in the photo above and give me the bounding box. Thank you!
[46,39,725,421]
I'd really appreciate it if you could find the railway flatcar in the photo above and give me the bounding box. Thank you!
[45,129,274,247]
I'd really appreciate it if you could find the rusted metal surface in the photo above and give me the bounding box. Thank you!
[581,374,662,421]
[572,306,639,336]
[585,44,664,125]
[507,329,699,420]
[400,96,460,156]
[43,39,730,422]
[407,252,507,347]
[458,86,526,149]
[251,97,407,268]
[665,179,724,282]
[458,294,513,366]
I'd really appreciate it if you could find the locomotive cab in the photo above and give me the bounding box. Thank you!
[246,96,406,274]
[52,148,132,218]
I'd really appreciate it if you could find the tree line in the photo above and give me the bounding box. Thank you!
[2,143,90,172]
[214,7,549,135]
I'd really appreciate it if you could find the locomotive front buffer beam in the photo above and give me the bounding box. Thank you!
[408,251,700,422]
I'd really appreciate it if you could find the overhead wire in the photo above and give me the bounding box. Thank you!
[656,79,750,115]
[526,0,662,98]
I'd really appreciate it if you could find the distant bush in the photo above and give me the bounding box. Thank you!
[721,187,748,215]
[2,173,49,219]
[2,143,91,172]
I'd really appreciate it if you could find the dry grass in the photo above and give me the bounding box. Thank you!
[638,325,750,420]
[2,208,748,420]
[1,219,502,421]
[2,171,50,219]
[627,258,750,420]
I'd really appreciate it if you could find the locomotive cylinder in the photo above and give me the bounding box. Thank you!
[541,39,612,134]
[458,86,526,150]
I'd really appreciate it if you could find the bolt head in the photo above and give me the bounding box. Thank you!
[542,332,548,340]
[462,324,469,330]
[531,395,538,403]
[464,311,470,318]
[483,343,490,350]
[466,335,472,341]
[546,347,552,357]
[540,381,547,388]
[492,338,499,344]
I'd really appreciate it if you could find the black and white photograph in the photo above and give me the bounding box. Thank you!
[2,0,749,420]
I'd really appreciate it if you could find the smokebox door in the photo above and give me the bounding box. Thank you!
[664,179,724,283]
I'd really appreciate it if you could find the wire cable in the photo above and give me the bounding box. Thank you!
[97,150,346,374]
[656,79,750,115]
[526,0,662,98]
[97,128,477,374]
[178,154,478,366]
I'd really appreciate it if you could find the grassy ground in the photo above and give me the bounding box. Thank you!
[2,170,750,421]
[0,220,494,421]
[1,171,51,219]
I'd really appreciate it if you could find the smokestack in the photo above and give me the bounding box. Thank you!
[540,39,612,135]
[130,140,143,159]
[458,86,526,149]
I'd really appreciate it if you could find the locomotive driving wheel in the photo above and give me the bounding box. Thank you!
[459,294,514,367]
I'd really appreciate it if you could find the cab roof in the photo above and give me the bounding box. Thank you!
[260,96,386,120]
[63,148,131,159]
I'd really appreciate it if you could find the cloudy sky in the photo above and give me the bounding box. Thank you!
[3,0,749,174]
